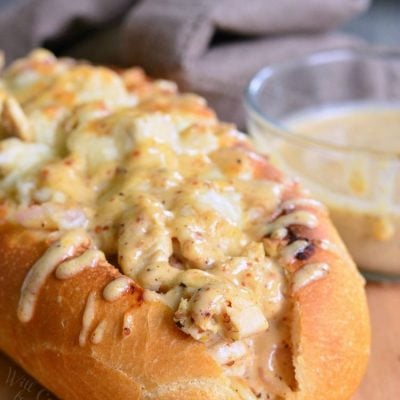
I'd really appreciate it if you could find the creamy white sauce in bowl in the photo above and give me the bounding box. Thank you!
[246,47,400,280]
[249,103,400,279]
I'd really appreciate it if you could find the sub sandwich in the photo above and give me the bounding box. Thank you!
[0,50,370,399]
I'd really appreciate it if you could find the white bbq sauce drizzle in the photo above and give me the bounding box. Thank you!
[91,319,107,344]
[17,229,90,322]
[281,198,324,211]
[318,238,339,254]
[230,377,259,400]
[55,249,106,280]
[270,227,288,240]
[280,240,309,264]
[122,311,134,337]
[292,263,330,293]
[103,276,134,302]
[79,291,97,347]
[264,210,318,236]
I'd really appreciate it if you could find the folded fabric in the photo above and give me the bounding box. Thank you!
[209,0,370,35]
[0,0,369,63]
[121,0,370,73]
[120,0,368,127]
[163,34,363,127]
[0,0,136,62]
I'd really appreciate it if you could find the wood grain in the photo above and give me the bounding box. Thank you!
[0,352,54,399]
[353,283,400,400]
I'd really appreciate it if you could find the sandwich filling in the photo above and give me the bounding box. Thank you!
[0,50,330,399]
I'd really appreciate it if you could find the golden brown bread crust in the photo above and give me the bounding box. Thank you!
[290,216,370,400]
[0,225,240,400]
[0,205,370,400]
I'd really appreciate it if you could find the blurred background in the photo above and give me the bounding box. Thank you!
[0,0,397,45]
[343,0,400,44]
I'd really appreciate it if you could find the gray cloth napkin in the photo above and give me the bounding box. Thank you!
[120,0,369,127]
[165,34,364,127]
[121,0,369,72]
[0,0,136,62]
[0,0,370,127]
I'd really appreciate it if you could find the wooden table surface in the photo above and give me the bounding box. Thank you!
[0,283,399,399]
[353,282,400,400]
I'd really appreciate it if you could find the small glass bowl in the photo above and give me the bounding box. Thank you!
[245,47,400,281]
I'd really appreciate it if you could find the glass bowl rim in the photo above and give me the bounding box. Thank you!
[245,46,400,158]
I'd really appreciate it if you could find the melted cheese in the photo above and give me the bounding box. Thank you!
[317,238,339,254]
[293,263,330,292]
[264,210,318,236]
[103,276,135,302]
[122,311,134,337]
[280,240,309,265]
[55,249,106,280]
[1,50,329,399]
[79,291,97,347]
[17,229,90,322]
[174,281,269,342]
[281,198,324,211]
[91,320,107,344]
